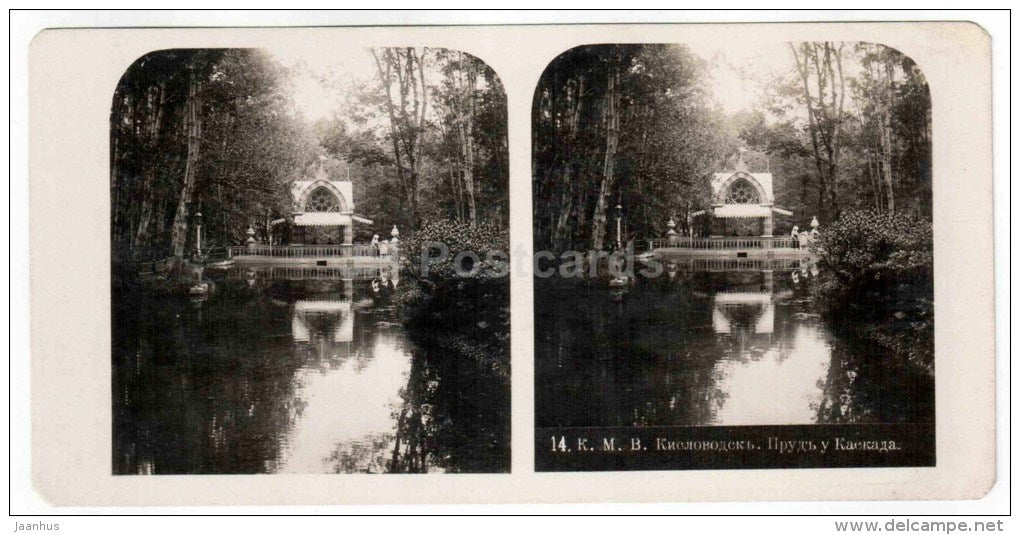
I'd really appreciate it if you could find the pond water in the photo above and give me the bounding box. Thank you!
[112,266,510,474]
[535,264,934,429]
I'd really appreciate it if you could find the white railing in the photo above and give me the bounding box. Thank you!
[229,244,390,258]
[238,266,389,280]
[677,257,809,271]
[647,236,797,251]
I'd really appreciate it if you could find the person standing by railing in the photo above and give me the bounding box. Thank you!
[791,225,800,249]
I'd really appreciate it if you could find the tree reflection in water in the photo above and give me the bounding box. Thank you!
[382,277,512,474]
[813,332,934,424]
[112,283,304,474]
[535,269,933,429]
[112,271,510,474]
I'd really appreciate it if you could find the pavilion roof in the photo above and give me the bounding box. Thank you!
[293,213,353,226]
[712,205,772,218]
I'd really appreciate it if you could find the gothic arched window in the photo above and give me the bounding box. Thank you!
[306,188,341,212]
[724,180,760,204]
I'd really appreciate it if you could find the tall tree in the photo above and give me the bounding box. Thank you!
[111,49,312,262]
[169,66,203,257]
[745,42,931,223]
[788,42,848,220]
[589,51,621,251]
[551,73,584,251]
[532,44,720,253]
[453,51,479,226]
[372,47,429,225]
[332,48,507,231]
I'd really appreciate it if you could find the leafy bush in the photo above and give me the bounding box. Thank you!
[812,210,934,373]
[395,218,511,375]
[813,210,932,305]
[398,218,510,283]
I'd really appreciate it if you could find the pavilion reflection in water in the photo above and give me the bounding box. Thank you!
[282,267,399,359]
[535,259,932,430]
[115,261,510,475]
[692,268,833,425]
[535,261,846,429]
[273,287,412,474]
[713,290,777,335]
[291,296,355,355]
[234,266,413,474]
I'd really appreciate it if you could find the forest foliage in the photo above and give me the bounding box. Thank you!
[532,42,932,252]
[532,44,724,252]
[812,210,934,373]
[532,42,934,372]
[111,47,508,263]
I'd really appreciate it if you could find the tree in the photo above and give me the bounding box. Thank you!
[851,43,932,216]
[428,50,508,227]
[788,42,848,221]
[452,51,479,226]
[371,47,429,226]
[110,49,314,263]
[589,49,622,251]
[532,44,721,253]
[322,48,508,234]
[742,42,931,223]
[169,65,203,257]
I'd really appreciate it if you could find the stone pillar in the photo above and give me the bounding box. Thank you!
[666,217,678,246]
[389,225,400,258]
[343,224,353,245]
[194,211,203,257]
[246,225,256,253]
[763,212,774,238]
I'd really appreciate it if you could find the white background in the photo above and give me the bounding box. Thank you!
[7,7,1012,529]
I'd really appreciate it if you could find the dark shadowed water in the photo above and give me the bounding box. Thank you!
[112,267,510,474]
[535,266,934,429]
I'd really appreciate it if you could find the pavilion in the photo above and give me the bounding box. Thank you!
[288,163,373,246]
[693,150,792,238]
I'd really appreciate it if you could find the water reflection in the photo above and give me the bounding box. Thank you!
[113,267,509,474]
[534,267,933,429]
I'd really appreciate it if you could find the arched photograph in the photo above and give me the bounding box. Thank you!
[110,47,510,474]
[532,42,934,471]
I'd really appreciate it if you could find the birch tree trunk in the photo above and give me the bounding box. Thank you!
[552,75,584,252]
[132,166,156,256]
[372,49,414,223]
[131,83,167,259]
[372,47,427,225]
[457,52,478,226]
[409,47,426,224]
[790,42,846,221]
[590,60,620,251]
[829,43,846,217]
[880,55,896,213]
[169,68,202,258]
[790,44,829,221]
